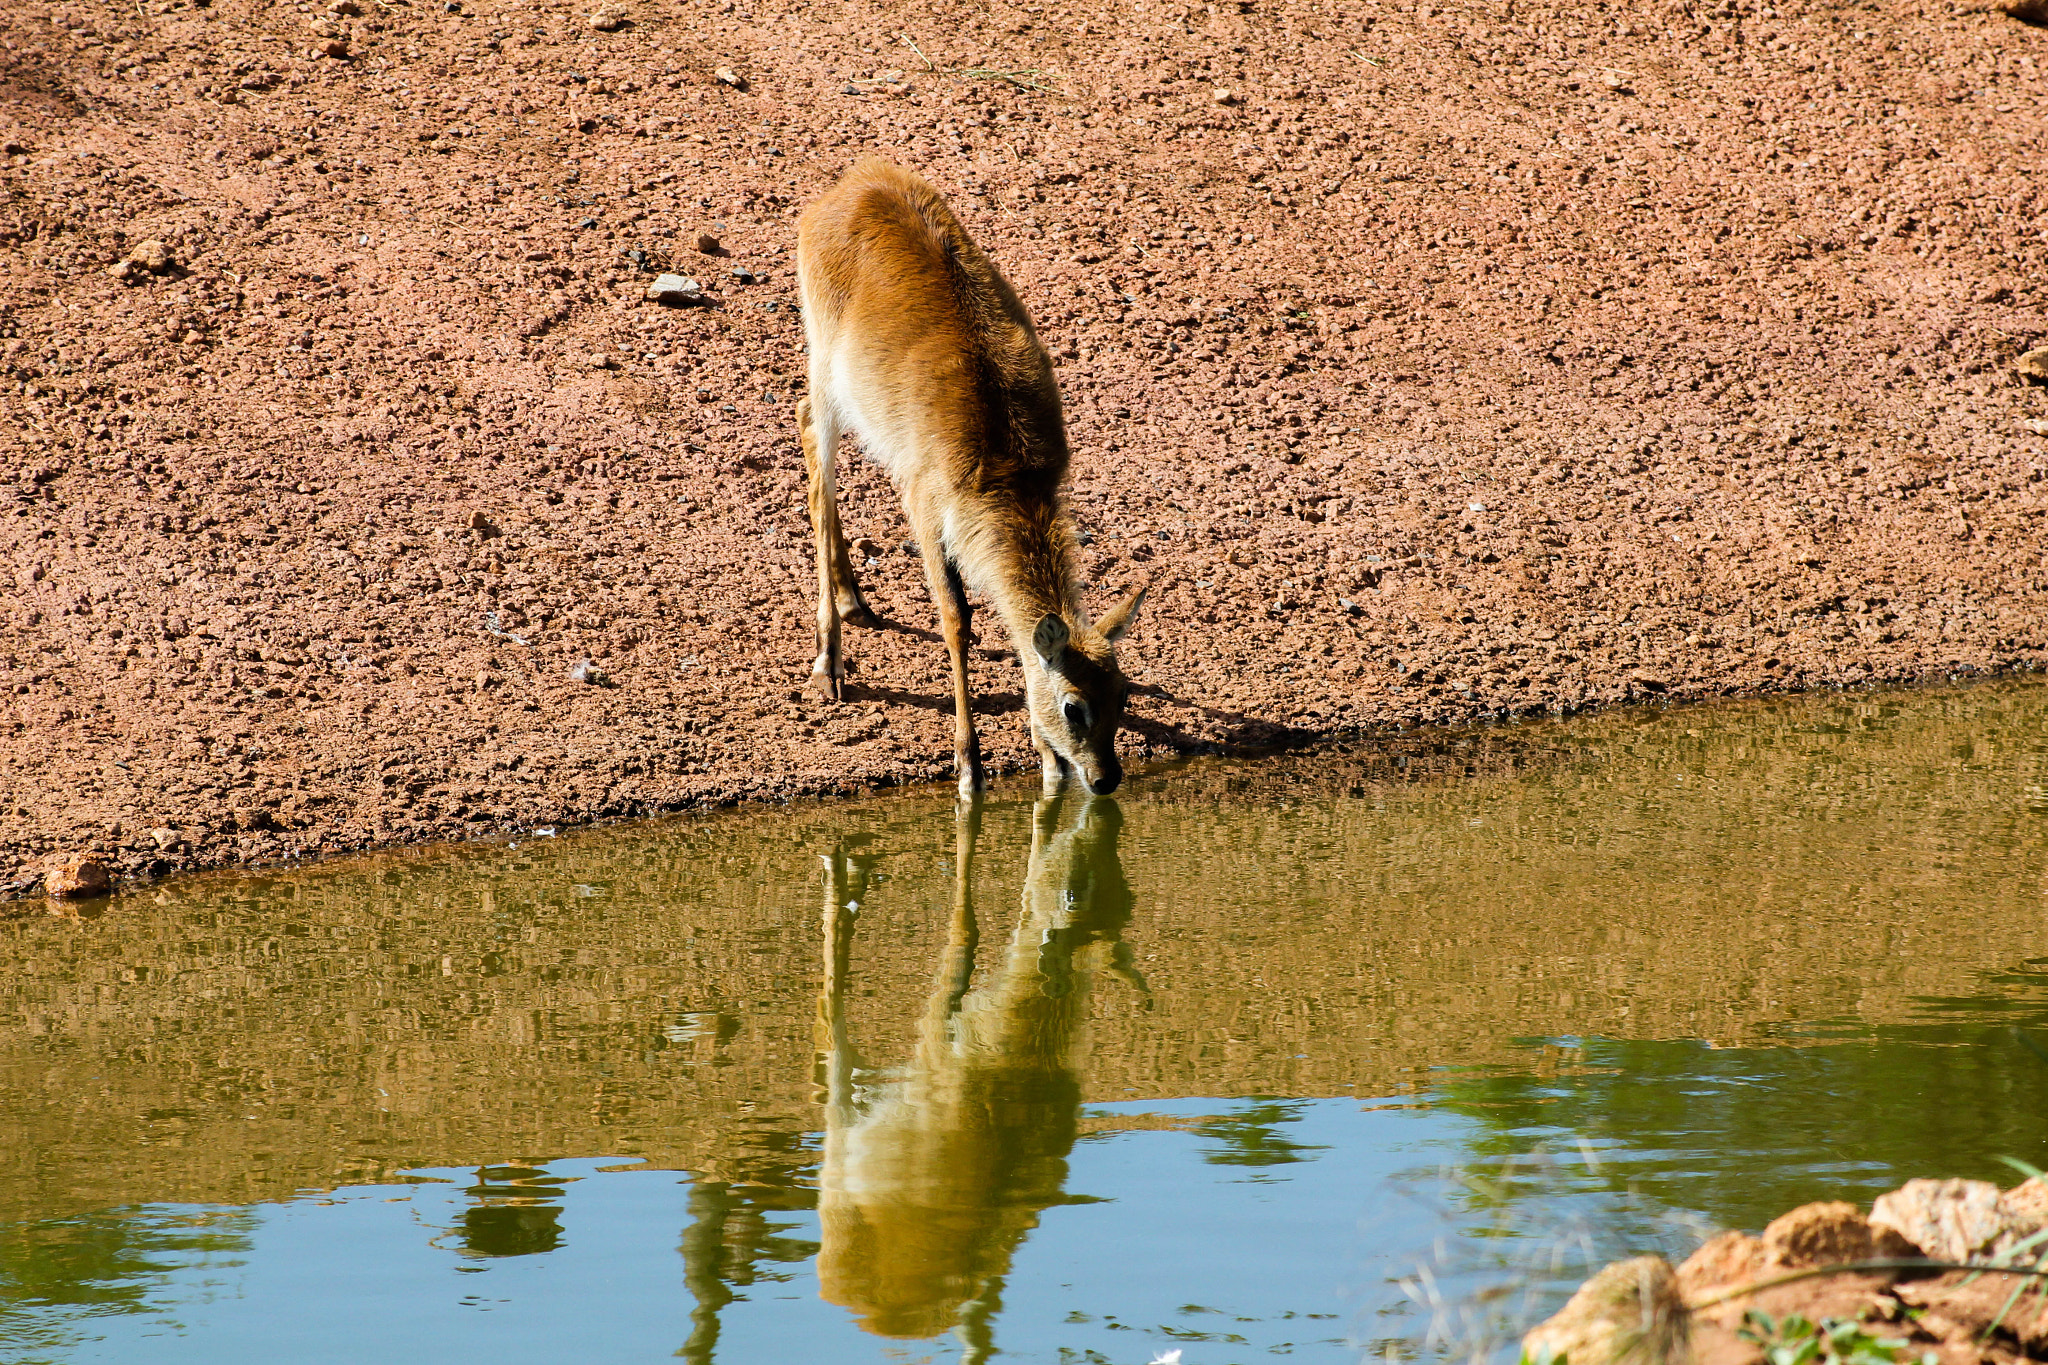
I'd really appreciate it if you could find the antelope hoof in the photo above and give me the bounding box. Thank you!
[1040,752,1068,796]
[841,601,884,630]
[807,655,847,702]
[956,755,987,799]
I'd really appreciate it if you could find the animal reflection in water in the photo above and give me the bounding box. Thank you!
[815,793,1147,1357]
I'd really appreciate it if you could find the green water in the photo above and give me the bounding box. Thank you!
[2,680,2045,1364]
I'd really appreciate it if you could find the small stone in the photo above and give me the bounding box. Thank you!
[1760,1201,1876,1270]
[646,272,705,304]
[577,216,599,229]
[2018,347,2048,382]
[1628,669,1669,692]
[588,5,627,30]
[1999,0,2048,25]
[694,231,721,254]
[584,353,615,370]
[568,658,609,686]
[1522,1256,1686,1365]
[44,857,112,900]
[2005,1178,2048,1222]
[328,0,362,13]
[1212,87,1238,105]
[1676,1230,1765,1301]
[2021,418,2048,437]
[149,827,178,850]
[468,510,503,537]
[714,66,747,89]
[126,239,174,273]
[1870,1178,2045,1263]
[729,266,756,284]
[321,36,350,57]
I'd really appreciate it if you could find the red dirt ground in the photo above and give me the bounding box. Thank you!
[3,0,2046,893]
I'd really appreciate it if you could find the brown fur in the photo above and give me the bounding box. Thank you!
[794,158,1146,797]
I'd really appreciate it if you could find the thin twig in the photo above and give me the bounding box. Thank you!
[1689,1260,2048,1311]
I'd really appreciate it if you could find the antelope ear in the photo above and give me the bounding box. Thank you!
[1095,584,1148,643]
[1032,613,1070,667]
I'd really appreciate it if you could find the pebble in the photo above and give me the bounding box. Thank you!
[320,37,350,58]
[125,239,175,273]
[587,6,627,30]
[646,273,705,304]
[43,857,112,900]
[1212,88,1239,105]
[584,353,615,369]
[729,266,757,284]
[715,66,747,89]
[695,231,721,253]
[2018,347,2048,382]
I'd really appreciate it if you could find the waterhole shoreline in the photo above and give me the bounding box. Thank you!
[9,664,2041,907]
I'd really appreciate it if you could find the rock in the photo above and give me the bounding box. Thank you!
[113,240,176,283]
[2022,418,2048,437]
[694,231,721,253]
[320,36,350,57]
[149,827,179,850]
[588,6,627,30]
[1212,87,1239,105]
[714,66,747,89]
[584,352,615,369]
[1760,1201,1877,1269]
[1869,1178,2044,1263]
[1999,0,2048,25]
[1629,669,1669,692]
[646,273,705,304]
[2018,348,2048,382]
[467,510,502,537]
[729,266,757,284]
[44,857,112,900]
[1522,1256,1688,1365]
[328,0,362,13]
[2004,1177,2048,1222]
[1676,1230,1765,1301]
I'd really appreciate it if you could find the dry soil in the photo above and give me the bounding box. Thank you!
[3,0,2047,892]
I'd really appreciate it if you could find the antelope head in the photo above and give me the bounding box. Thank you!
[1027,586,1147,796]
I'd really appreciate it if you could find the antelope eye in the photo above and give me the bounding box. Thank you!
[1062,699,1090,731]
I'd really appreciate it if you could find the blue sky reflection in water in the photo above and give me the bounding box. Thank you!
[1,679,2044,1364]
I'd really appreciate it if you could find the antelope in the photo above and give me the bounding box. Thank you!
[813,794,1144,1350]
[795,158,1147,799]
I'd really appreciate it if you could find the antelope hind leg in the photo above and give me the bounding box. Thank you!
[798,397,850,700]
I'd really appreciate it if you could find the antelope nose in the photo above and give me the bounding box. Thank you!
[1089,763,1123,796]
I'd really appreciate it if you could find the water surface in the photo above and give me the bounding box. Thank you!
[3,680,2045,1364]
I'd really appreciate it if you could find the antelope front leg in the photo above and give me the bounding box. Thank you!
[1034,732,1068,796]
[798,397,849,700]
[926,553,986,798]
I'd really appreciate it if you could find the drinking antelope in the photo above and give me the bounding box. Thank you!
[795,158,1147,798]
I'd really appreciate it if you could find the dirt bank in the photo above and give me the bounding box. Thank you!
[3,0,2046,892]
